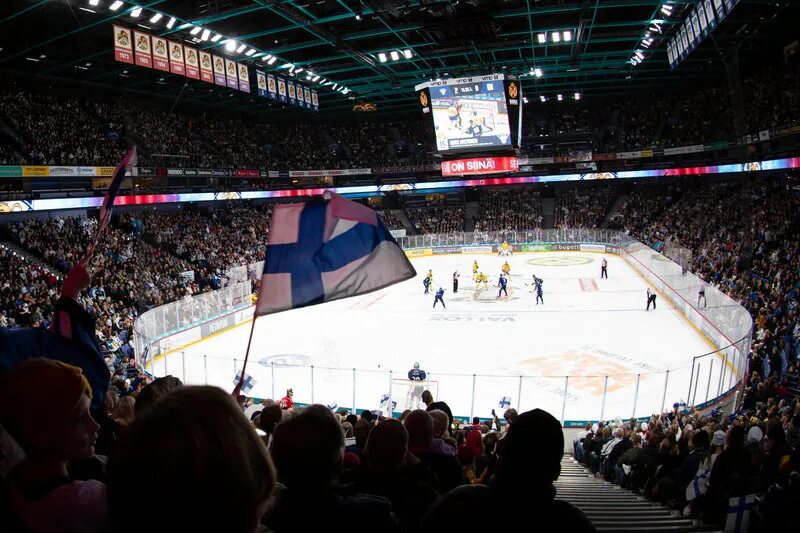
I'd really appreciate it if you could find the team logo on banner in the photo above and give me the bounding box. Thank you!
[288,82,296,103]
[419,91,428,107]
[184,47,200,79]
[507,82,518,99]
[225,59,238,89]
[152,36,169,71]
[167,41,185,75]
[256,70,267,98]
[212,55,226,86]
[237,63,250,93]
[199,51,213,83]
[277,77,287,102]
[133,31,151,68]
[113,25,133,64]
[304,87,311,108]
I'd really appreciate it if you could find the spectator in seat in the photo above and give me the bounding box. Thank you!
[404,409,464,493]
[422,390,453,429]
[701,425,754,526]
[355,418,440,533]
[422,408,596,533]
[133,375,183,418]
[107,385,274,533]
[265,405,397,532]
[346,418,373,462]
[257,403,283,448]
[0,358,106,532]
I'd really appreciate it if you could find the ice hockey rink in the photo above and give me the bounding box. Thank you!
[149,252,734,424]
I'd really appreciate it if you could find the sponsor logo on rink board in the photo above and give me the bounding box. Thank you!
[461,245,494,254]
[580,244,605,252]
[405,248,433,258]
[433,246,461,254]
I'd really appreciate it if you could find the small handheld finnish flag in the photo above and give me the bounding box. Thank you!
[233,371,256,394]
[255,191,416,315]
[499,396,512,408]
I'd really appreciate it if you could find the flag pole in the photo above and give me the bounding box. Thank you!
[233,311,258,399]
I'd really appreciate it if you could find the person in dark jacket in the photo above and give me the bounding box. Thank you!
[421,408,596,533]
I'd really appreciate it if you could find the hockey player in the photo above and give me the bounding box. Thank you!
[601,257,608,279]
[498,274,508,297]
[534,276,544,305]
[499,241,511,257]
[453,271,460,293]
[423,275,431,294]
[477,272,489,290]
[502,261,511,276]
[472,260,479,281]
[698,287,706,308]
[279,388,294,410]
[646,288,657,310]
[433,287,446,309]
[407,362,427,410]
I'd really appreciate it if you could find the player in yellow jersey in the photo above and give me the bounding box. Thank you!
[499,240,512,257]
[502,261,511,276]
[472,260,479,281]
[478,272,489,290]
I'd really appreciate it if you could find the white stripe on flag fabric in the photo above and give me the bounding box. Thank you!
[255,191,416,316]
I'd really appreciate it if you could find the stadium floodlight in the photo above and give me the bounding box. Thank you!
[245,48,256,56]
[177,22,192,30]
[342,88,349,94]
[523,97,528,104]
[403,49,412,59]
[236,44,247,53]
[166,17,176,29]
[252,52,265,58]
[200,29,210,41]
[534,68,542,77]
[660,4,673,16]
[574,92,581,100]
[109,1,123,10]
[149,13,162,23]
[89,0,100,6]
[634,50,644,60]
[295,67,303,74]
[378,53,387,63]
[225,40,237,52]
[267,57,277,65]
[539,95,546,102]
[211,34,223,42]
[332,83,338,90]
[130,7,141,17]
[279,62,293,69]
[312,75,320,82]
[537,33,546,44]
[563,30,572,41]
[390,51,399,61]
[78,6,96,12]
[551,32,561,43]
[557,94,563,101]
[190,26,202,35]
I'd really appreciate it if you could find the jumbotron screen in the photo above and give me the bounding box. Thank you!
[430,80,511,151]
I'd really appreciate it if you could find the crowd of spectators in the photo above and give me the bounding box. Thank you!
[474,188,542,233]
[378,210,404,230]
[554,185,618,229]
[406,206,464,234]
[0,66,798,171]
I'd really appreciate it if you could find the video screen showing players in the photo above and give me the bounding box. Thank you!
[430,80,512,152]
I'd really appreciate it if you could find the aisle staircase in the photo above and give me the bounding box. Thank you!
[556,457,721,532]
[541,197,556,229]
[396,209,417,235]
[464,201,479,232]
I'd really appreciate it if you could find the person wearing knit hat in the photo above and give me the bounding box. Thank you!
[0,358,106,532]
[712,430,726,447]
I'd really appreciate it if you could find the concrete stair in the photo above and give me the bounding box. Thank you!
[541,197,556,229]
[556,457,721,533]
[0,239,52,271]
[601,194,628,228]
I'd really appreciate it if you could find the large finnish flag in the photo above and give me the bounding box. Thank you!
[255,191,416,316]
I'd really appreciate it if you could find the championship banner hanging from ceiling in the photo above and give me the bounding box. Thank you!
[167,40,185,76]
[225,59,238,89]
[267,74,277,100]
[287,80,296,105]
[304,86,312,109]
[212,55,226,86]
[184,47,200,80]
[113,25,133,64]
[152,36,169,72]
[237,62,250,93]
[256,70,267,97]
[133,30,152,68]
[199,51,213,83]
[311,90,319,112]
[277,76,287,103]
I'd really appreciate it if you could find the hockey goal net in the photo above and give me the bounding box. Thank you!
[390,379,439,411]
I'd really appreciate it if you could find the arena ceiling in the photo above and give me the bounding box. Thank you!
[0,0,797,116]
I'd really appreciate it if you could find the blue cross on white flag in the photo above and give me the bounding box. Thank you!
[499,396,512,408]
[233,371,256,394]
[380,394,397,412]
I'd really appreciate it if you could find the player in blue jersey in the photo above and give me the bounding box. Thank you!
[423,275,431,294]
[534,275,544,305]
[498,274,508,297]
[407,362,427,409]
[433,287,446,309]
[408,362,427,382]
